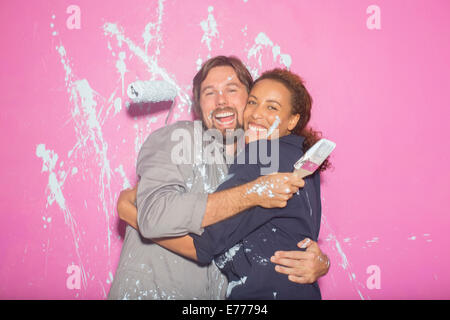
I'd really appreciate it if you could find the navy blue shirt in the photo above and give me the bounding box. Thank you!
[191,134,322,300]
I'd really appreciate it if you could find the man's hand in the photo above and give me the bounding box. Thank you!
[270,238,330,284]
[117,187,137,209]
[203,172,304,227]
[248,172,305,209]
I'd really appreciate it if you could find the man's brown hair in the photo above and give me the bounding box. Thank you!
[192,56,253,119]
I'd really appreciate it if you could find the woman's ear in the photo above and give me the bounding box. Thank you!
[288,113,300,131]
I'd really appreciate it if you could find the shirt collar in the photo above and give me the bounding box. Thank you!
[279,134,305,147]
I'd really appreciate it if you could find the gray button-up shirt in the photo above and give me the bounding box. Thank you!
[108,121,229,300]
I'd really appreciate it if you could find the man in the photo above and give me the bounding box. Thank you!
[108,56,329,300]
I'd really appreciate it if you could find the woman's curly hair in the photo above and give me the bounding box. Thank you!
[254,68,331,171]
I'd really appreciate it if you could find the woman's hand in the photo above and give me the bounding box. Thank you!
[117,186,139,230]
[270,238,330,284]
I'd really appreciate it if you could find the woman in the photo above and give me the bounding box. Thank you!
[119,68,330,299]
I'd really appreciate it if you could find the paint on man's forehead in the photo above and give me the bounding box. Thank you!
[219,75,236,95]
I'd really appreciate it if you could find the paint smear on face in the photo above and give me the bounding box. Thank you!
[267,115,281,137]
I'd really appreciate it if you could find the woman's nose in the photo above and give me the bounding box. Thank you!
[250,105,264,119]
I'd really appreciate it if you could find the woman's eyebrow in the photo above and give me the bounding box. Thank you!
[266,99,282,107]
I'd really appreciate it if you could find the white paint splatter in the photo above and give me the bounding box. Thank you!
[322,215,366,300]
[200,6,219,55]
[116,51,127,95]
[252,254,269,266]
[103,21,192,114]
[36,143,87,288]
[106,271,114,284]
[54,39,117,267]
[300,238,311,249]
[196,57,203,71]
[226,276,247,298]
[246,180,276,198]
[247,32,292,78]
[142,0,165,55]
[134,123,144,155]
[366,237,379,244]
[114,164,131,190]
[113,97,122,116]
[304,190,313,216]
[215,243,242,269]
[266,115,281,137]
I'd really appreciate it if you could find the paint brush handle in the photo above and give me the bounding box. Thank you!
[293,139,336,178]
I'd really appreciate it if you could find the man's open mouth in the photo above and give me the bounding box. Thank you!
[214,111,236,126]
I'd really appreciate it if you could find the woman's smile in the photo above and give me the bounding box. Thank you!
[244,78,300,142]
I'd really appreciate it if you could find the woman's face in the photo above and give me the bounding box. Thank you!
[244,79,300,143]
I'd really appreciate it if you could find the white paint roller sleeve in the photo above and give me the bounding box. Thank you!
[127,80,178,103]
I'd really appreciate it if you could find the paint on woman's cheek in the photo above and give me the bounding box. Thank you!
[267,115,281,137]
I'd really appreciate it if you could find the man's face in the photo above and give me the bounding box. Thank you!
[199,66,249,136]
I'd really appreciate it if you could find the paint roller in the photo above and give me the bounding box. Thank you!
[127,80,178,125]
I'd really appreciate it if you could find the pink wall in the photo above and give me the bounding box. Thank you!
[1,0,450,299]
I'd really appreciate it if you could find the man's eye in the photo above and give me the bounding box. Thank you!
[268,105,278,111]
[247,100,256,105]
[205,92,214,96]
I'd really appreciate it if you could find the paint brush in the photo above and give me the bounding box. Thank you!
[293,138,336,178]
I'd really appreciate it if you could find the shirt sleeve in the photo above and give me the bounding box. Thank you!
[192,160,283,264]
[136,123,208,239]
